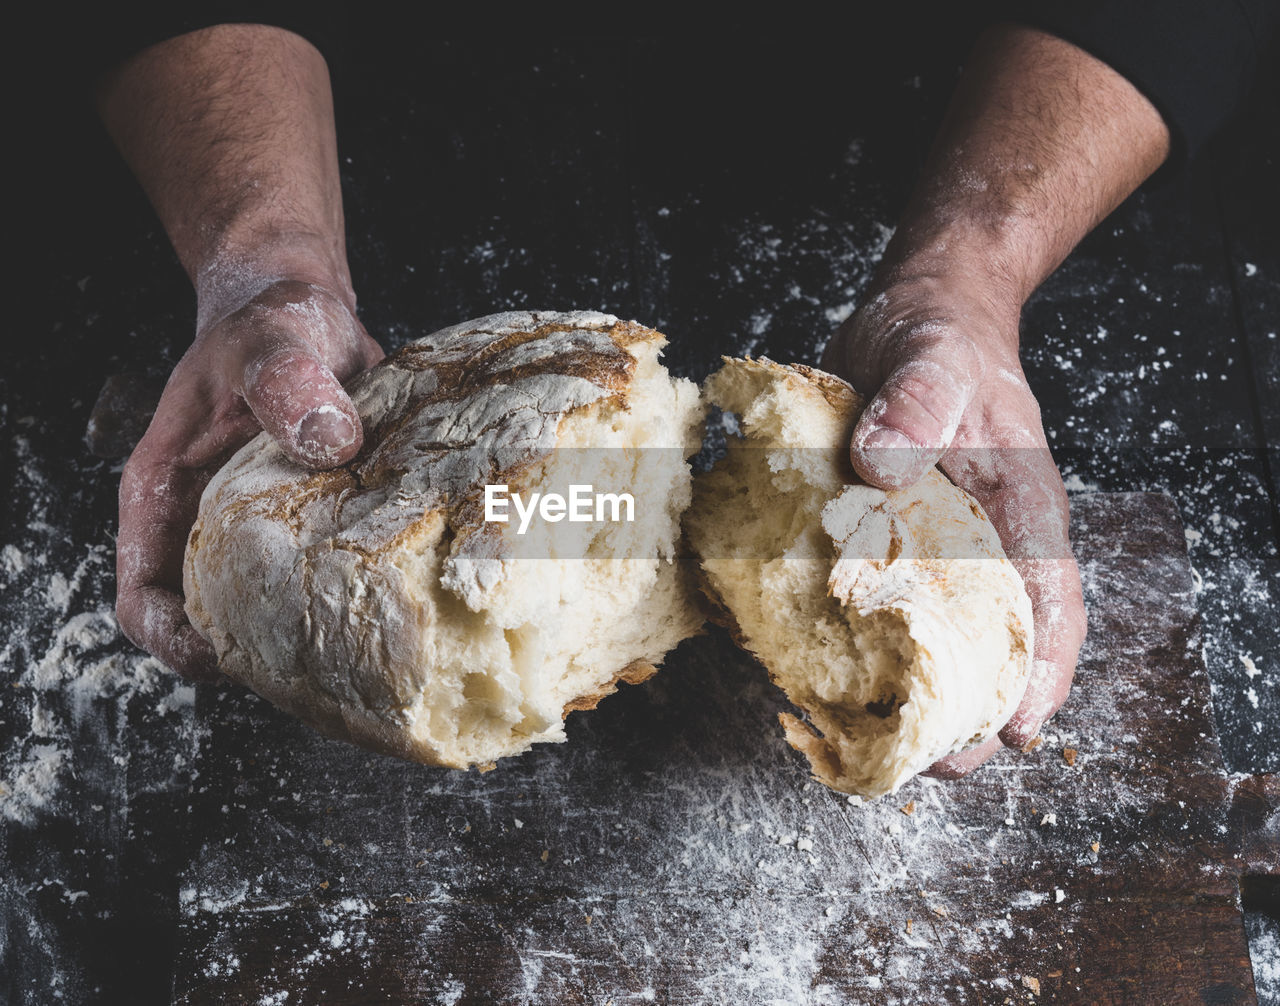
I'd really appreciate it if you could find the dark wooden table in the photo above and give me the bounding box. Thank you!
[4,18,1278,1004]
[168,492,1278,1004]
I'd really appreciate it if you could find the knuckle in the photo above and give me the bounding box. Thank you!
[887,373,960,434]
[877,316,951,367]
[243,345,310,396]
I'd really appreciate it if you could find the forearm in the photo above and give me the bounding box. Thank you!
[879,24,1171,315]
[95,23,351,325]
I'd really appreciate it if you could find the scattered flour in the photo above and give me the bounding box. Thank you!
[3,558,195,827]
[1246,912,1280,1006]
[1061,473,1100,493]
[2,543,30,577]
[1,744,68,827]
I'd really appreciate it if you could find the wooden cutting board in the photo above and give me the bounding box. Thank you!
[171,492,1278,1004]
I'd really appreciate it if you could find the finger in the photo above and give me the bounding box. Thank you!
[923,734,1003,779]
[119,586,220,683]
[999,558,1086,747]
[848,336,981,490]
[940,438,1087,748]
[223,283,376,469]
[116,451,219,681]
[238,335,364,469]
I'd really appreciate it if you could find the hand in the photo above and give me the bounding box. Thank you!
[116,278,385,679]
[813,20,1170,777]
[96,24,377,679]
[821,270,1087,776]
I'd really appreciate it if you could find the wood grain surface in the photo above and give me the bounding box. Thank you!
[171,493,1279,1004]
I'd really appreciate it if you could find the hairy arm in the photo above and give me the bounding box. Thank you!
[97,23,356,322]
[98,24,383,678]
[823,24,1170,773]
[876,23,1169,320]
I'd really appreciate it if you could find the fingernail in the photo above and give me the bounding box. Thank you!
[298,405,356,460]
[863,427,915,452]
[858,427,919,483]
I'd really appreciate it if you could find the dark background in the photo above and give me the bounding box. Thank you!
[4,10,1278,1003]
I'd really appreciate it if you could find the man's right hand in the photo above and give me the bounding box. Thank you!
[116,279,383,679]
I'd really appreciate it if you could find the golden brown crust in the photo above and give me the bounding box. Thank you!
[721,355,865,417]
[561,659,659,717]
[361,317,642,466]
[785,362,864,415]
[778,712,844,782]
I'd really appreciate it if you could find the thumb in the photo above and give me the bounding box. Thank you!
[239,333,365,469]
[849,338,979,490]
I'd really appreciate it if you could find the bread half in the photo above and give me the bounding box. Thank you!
[184,311,705,769]
[686,357,1033,797]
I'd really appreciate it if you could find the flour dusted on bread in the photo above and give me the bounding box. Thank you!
[686,357,1032,798]
[184,311,705,769]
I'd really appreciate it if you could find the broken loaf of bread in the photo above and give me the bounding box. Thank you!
[184,311,705,769]
[686,357,1033,798]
